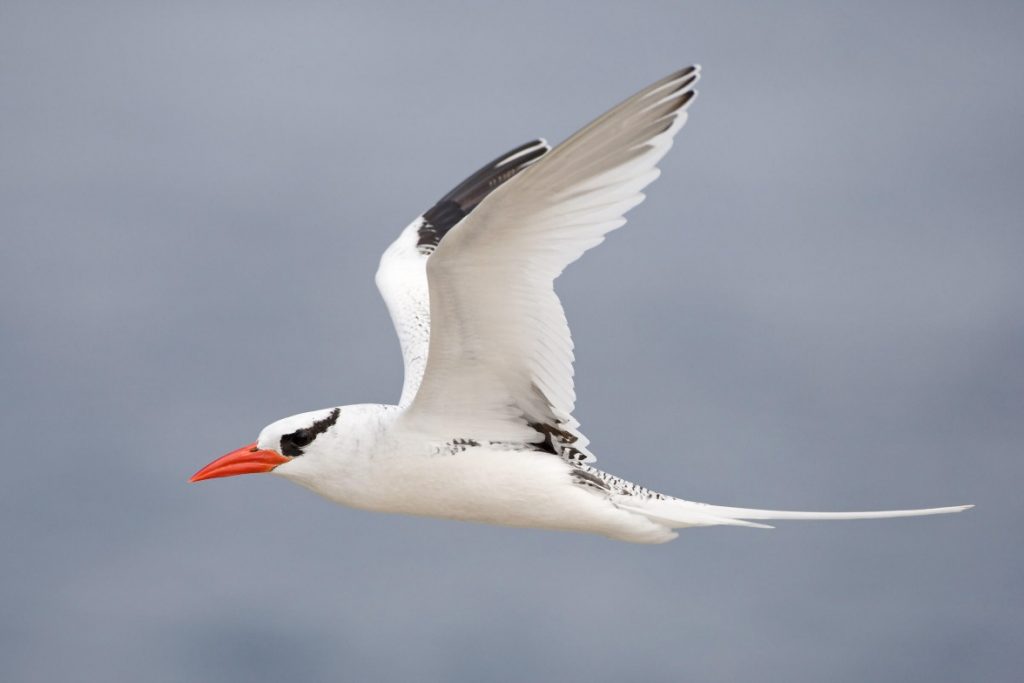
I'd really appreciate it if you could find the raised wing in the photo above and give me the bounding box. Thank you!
[375,140,550,406]
[399,66,700,458]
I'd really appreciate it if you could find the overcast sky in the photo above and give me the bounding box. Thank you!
[2,1,1022,681]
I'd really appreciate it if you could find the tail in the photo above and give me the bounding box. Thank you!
[618,498,973,530]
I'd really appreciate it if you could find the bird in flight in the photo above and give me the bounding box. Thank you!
[190,67,970,543]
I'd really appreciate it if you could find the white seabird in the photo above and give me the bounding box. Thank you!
[190,66,971,543]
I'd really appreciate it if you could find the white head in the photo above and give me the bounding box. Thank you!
[189,407,343,484]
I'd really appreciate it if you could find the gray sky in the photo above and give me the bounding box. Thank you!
[2,1,1021,681]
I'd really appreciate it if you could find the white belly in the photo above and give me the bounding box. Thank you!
[278,446,672,543]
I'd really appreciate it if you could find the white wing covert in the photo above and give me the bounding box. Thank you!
[376,140,550,406]
[400,67,701,459]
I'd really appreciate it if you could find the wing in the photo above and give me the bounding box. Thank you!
[399,66,700,459]
[375,140,550,406]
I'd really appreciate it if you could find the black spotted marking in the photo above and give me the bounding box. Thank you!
[564,449,586,462]
[441,437,482,454]
[280,408,340,457]
[570,467,609,492]
[528,421,580,456]
[570,464,669,501]
[523,382,591,462]
[417,139,549,252]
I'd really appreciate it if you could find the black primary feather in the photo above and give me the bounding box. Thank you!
[417,139,549,252]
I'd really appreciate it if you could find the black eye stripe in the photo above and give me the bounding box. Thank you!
[280,408,340,457]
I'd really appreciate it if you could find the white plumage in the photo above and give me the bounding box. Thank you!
[192,67,971,543]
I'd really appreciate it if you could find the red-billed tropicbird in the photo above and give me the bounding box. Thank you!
[190,67,971,543]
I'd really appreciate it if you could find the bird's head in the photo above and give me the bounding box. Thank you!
[190,407,342,483]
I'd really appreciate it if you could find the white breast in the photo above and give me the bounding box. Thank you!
[278,433,671,542]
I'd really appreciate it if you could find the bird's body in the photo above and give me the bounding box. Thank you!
[253,404,680,543]
[191,66,970,543]
[277,407,669,543]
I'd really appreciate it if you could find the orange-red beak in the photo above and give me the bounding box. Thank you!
[189,442,290,483]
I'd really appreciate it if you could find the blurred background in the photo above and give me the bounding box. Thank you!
[2,1,1021,681]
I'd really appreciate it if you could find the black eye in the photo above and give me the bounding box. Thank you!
[280,429,313,456]
[290,429,315,448]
